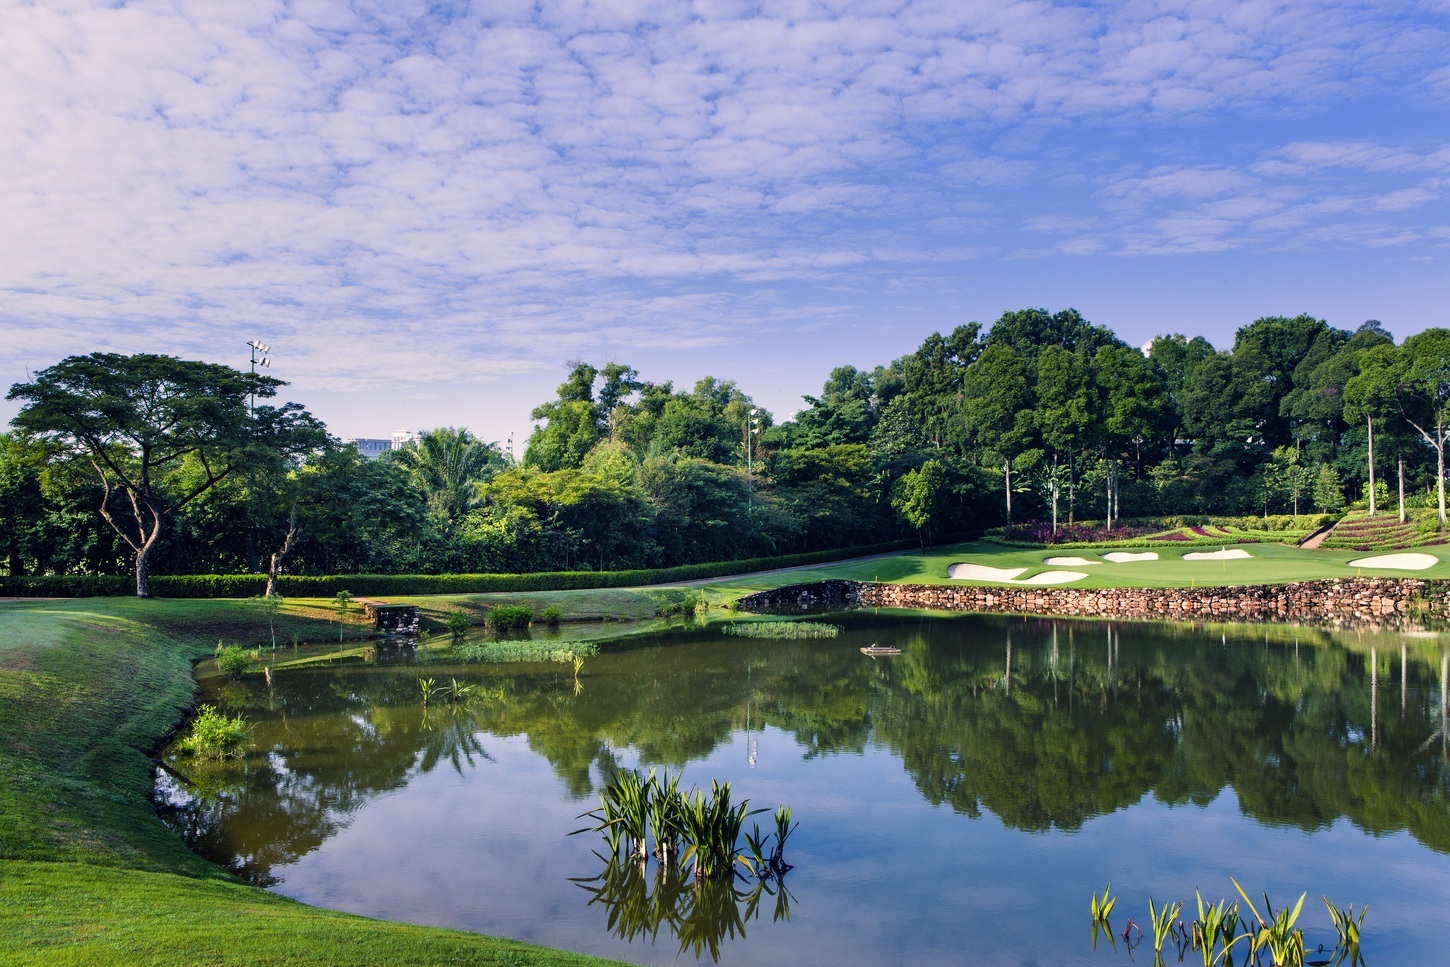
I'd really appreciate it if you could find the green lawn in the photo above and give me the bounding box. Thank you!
[4,541,1444,963]
[0,597,624,967]
[692,540,1450,598]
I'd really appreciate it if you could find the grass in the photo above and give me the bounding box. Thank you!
[0,596,624,966]
[1320,508,1445,551]
[693,539,1450,596]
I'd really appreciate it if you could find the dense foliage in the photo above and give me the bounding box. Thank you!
[5,311,1449,586]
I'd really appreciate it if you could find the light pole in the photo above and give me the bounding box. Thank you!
[245,340,270,572]
[246,340,270,421]
[746,409,760,512]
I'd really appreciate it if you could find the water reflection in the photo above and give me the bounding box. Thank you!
[156,614,1450,964]
[570,858,794,961]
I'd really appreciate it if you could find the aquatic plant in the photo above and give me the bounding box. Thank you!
[678,780,764,880]
[418,677,441,707]
[1323,897,1367,961]
[177,704,249,760]
[1148,896,1183,960]
[452,640,599,664]
[1188,890,1237,967]
[1233,878,1306,967]
[722,621,841,640]
[214,642,252,679]
[1091,884,1118,950]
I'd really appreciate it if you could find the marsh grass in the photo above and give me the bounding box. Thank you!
[175,705,249,760]
[722,621,841,639]
[451,640,599,664]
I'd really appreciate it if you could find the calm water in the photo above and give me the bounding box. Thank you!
[158,614,1450,965]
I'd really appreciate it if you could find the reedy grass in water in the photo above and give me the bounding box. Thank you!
[451,640,599,663]
[722,621,841,639]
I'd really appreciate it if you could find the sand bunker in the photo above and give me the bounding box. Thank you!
[1348,552,1438,571]
[1102,551,1158,563]
[948,562,1088,585]
[948,563,1027,581]
[1182,549,1253,561]
[1044,556,1100,566]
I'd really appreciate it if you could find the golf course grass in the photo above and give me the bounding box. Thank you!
[0,597,625,966]
[4,539,1446,964]
[698,539,1450,597]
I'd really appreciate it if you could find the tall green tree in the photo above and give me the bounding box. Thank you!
[7,353,294,596]
[392,427,506,522]
[1395,329,1450,526]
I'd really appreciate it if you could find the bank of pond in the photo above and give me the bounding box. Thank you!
[157,611,1450,965]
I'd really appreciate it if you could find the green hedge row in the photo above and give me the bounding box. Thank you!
[0,538,921,599]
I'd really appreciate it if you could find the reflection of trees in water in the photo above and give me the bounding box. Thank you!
[863,617,1450,849]
[162,616,1450,889]
[570,857,792,963]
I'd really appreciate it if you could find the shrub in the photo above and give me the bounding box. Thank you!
[446,611,471,639]
[540,604,564,626]
[485,604,533,631]
[214,643,252,679]
[176,705,249,760]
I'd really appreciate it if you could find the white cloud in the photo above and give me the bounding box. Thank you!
[1,0,1447,428]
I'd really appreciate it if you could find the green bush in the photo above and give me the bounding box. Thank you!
[214,643,252,679]
[445,611,471,639]
[176,704,249,760]
[540,604,564,626]
[486,604,533,631]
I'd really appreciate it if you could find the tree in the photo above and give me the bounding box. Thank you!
[893,459,947,547]
[1395,329,1450,526]
[957,345,1035,524]
[7,353,289,596]
[392,427,506,521]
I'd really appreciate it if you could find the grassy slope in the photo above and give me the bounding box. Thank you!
[0,598,623,967]
[693,540,1450,598]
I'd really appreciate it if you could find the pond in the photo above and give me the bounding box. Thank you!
[157,613,1450,965]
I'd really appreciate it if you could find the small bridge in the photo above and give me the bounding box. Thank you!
[360,601,421,635]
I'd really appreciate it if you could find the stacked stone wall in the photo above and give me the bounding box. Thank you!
[739,578,1448,628]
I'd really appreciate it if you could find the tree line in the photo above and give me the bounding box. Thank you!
[4,309,1450,591]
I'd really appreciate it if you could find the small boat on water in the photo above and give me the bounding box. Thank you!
[860,644,902,657]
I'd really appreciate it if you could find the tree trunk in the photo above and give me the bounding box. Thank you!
[1004,459,1012,526]
[1439,431,1447,528]
[1366,416,1376,517]
[1399,454,1406,523]
[265,502,300,598]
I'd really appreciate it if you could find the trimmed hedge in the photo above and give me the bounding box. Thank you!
[0,538,921,599]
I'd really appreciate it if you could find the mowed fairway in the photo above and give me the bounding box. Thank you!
[698,540,1450,597]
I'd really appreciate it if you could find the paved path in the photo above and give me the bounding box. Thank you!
[666,549,913,587]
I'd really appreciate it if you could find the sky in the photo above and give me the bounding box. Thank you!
[2,0,1447,450]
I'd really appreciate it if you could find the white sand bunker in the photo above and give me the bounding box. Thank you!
[1103,551,1159,563]
[1183,548,1254,561]
[948,562,1088,585]
[948,563,1027,581]
[1349,552,1438,571]
[1044,556,1100,566]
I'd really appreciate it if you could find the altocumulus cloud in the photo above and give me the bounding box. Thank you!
[1,0,1446,404]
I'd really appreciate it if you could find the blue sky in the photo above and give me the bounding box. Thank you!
[2,1,1447,448]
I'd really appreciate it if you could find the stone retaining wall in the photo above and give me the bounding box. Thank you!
[739,578,1449,628]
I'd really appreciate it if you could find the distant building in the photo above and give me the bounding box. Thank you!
[343,429,423,460]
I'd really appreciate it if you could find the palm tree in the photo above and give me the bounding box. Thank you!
[393,427,505,520]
